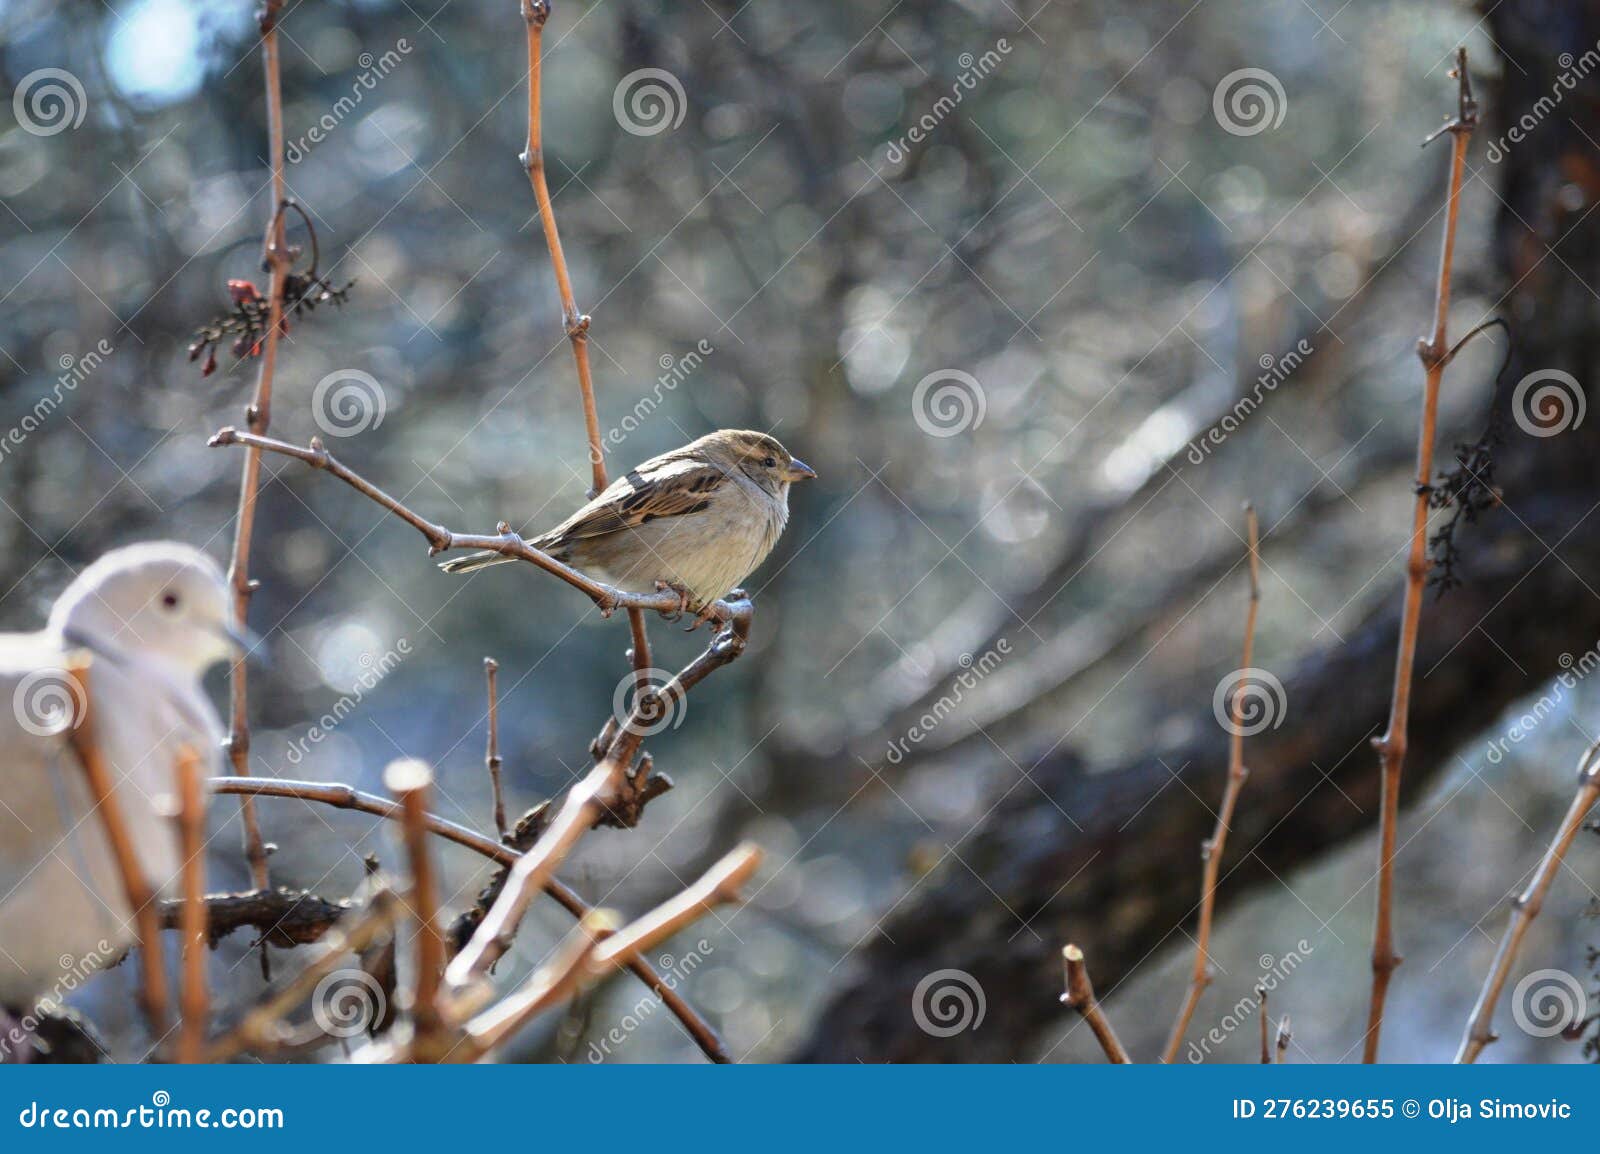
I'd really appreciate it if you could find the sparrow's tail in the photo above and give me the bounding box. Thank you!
[438,551,513,575]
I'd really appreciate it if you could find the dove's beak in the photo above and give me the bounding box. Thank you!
[218,620,267,661]
[785,458,817,482]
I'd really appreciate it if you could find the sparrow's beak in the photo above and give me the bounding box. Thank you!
[785,458,818,482]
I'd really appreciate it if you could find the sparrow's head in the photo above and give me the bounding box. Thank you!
[49,542,256,677]
[700,429,816,495]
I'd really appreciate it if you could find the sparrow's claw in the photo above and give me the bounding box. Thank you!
[653,580,693,622]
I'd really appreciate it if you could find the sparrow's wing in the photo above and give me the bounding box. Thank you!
[539,456,729,548]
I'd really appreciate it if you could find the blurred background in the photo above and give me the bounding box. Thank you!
[3,0,1599,1063]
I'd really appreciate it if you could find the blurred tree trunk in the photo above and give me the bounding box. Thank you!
[794,3,1600,1062]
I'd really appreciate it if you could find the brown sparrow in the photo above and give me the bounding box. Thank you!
[439,429,816,611]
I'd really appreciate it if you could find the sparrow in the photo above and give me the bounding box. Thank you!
[0,542,251,1013]
[440,429,816,612]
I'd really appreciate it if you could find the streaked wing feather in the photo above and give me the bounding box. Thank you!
[539,457,727,547]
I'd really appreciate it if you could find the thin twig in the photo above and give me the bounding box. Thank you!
[1456,739,1600,1063]
[1059,944,1130,1063]
[484,658,507,840]
[63,658,169,1044]
[1257,984,1269,1064]
[207,775,731,1062]
[225,0,294,893]
[175,744,208,1063]
[1364,47,1478,1063]
[1161,503,1261,1063]
[386,760,447,1056]
[519,0,654,685]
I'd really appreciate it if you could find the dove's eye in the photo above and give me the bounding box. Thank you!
[762,456,777,468]
[160,591,181,611]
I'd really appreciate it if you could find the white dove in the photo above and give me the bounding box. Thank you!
[0,542,250,1014]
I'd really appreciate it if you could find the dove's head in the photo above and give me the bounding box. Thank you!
[48,543,253,677]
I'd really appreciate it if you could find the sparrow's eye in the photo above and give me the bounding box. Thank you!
[762,456,777,468]
[160,591,181,612]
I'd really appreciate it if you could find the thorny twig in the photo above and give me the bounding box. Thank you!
[1456,739,1600,1062]
[1161,504,1261,1063]
[1364,46,1478,1064]
[1059,944,1130,1063]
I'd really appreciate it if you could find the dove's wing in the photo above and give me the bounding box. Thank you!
[0,634,132,1008]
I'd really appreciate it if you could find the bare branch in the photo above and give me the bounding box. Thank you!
[386,760,447,1054]
[1161,504,1261,1063]
[224,0,296,892]
[175,745,208,1064]
[1059,944,1130,1063]
[1456,739,1600,1062]
[63,658,169,1044]
[206,890,400,1062]
[458,844,761,1059]
[1365,47,1478,1063]
[1257,985,1269,1064]
[207,775,731,1062]
[483,658,507,841]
